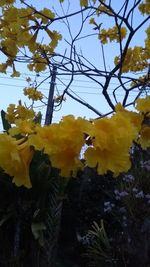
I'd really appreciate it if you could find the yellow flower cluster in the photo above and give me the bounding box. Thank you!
[139,125,150,149]
[0,135,33,188]
[80,0,96,7]
[29,115,91,177]
[114,46,149,73]
[60,0,96,4]
[145,26,150,54]
[23,87,43,101]
[0,0,15,6]
[115,103,143,132]
[9,119,36,137]
[96,5,113,15]
[34,8,55,24]
[136,96,150,114]
[85,111,139,176]
[0,5,62,74]
[130,74,149,87]
[99,26,127,44]
[80,0,88,7]
[1,95,150,188]
[135,96,150,150]
[5,104,35,124]
[138,0,150,15]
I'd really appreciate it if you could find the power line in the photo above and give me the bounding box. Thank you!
[0,76,121,90]
[0,71,144,95]
[4,71,120,84]
[4,70,147,83]
[0,82,139,96]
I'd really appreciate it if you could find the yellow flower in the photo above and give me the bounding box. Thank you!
[29,115,91,177]
[0,134,33,188]
[89,18,96,25]
[48,115,90,176]
[139,124,150,149]
[96,5,113,15]
[85,146,131,176]
[5,104,16,123]
[0,0,15,6]
[29,123,59,153]
[114,46,148,73]
[11,70,20,77]
[80,0,88,7]
[4,6,18,22]
[9,119,36,136]
[50,147,83,177]
[15,141,34,188]
[1,39,18,57]
[27,57,47,72]
[139,1,150,15]
[0,63,7,73]
[115,103,143,132]
[99,26,127,44]
[45,30,62,51]
[84,114,137,176]
[135,96,150,114]
[23,87,43,101]
[5,104,35,124]
[34,8,55,24]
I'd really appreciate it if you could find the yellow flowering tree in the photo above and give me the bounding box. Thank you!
[0,0,150,113]
[0,0,150,266]
[1,93,150,266]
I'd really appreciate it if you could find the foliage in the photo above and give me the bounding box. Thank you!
[86,220,115,266]
[72,145,150,266]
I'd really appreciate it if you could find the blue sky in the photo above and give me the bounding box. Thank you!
[0,0,149,130]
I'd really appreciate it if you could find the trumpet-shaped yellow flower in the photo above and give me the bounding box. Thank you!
[115,103,143,132]
[9,119,36,136]
[5,104,35,124]
[15,141,34,188]
[135,96,150,114]
[0,134,33,188]
[85,146,131,176]
[48,115,90,176]
[29,123,59,153]
[85,113,138,176]
[29,115,91,177]
[50,147,83,177]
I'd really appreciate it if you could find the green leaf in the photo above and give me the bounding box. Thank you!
[1,110,11,131]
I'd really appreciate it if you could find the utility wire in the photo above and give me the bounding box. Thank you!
[0,82,139,96]
[0,75,123,90]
